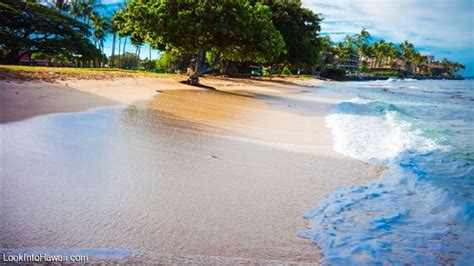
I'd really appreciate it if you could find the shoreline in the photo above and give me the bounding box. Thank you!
[1,72,381,263]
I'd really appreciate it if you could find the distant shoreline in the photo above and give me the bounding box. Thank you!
[342,75,465,81]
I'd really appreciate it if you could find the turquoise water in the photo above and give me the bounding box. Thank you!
[300,79,474,265]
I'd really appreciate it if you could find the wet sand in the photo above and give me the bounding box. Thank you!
[0,75,379,263]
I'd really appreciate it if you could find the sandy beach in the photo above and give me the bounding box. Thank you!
[0,70,380,263]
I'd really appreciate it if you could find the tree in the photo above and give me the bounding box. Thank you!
[354,29,372,58]
[109,52,138,69]
[90,12,107,66]
[69,0,82,19]
[372,40,389,68]
[385,42,400,67]
[79,0,93,24]
[155,49,193,73]
[263,0,322,72]
[90,12,105,49]
[49,0,71,14]
[0,0,100,64]
[316,35,336,69]
[114,0,285,85]
[333,34,356,65]
[109,17,117,67]
[440,58,465,76]
[399,40,416,74]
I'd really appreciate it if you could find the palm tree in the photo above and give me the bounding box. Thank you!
[399,40,416,75]
[334,34,356,66]
[90,13,105,47]
[117,36,122,68]
[50,0,71,13]
[372,40,389,68]
[79,0,93,24]
[121,36,127,69]
[440,58,465,76]
[354,29,372,57]
[69,0,82,19]
[89,12,108,67]
[110,23,117,68]
[385,42,400,67]
[411,52,424,75]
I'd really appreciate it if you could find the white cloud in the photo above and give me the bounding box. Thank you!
[303,0,474,52]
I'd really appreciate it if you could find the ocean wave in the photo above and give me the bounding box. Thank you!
[300,150,474,265]
[326,97,438,163]
[302,81,474,265]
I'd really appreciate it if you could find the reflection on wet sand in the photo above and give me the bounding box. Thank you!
[1,88,378,263]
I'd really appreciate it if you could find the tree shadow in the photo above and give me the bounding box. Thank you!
[179,80,216,90]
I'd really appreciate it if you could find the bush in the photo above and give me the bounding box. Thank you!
[140,59,157,71]
[156,51,193,73]
[109,52,139,69]
[281,66,292,76]
[373,70,399,77]
[262,67,271,77]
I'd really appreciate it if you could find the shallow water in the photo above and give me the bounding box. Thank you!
[300,79,474,265]
[3,91,363,263]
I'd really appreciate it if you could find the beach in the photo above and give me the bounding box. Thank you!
[0,70,380,263]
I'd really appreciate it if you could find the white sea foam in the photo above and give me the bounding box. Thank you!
[325,97,438,163]
[303,81,474,264]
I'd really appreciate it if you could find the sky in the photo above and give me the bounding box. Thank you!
[302,0,474,76]
[99,0,474,76]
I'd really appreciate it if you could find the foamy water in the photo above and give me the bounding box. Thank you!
[300,79,474,265]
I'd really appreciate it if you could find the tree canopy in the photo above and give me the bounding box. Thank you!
[0,0,100,63]
[264,0,322,70]
[114,0,286,83]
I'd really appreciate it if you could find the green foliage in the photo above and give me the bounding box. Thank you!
[155,51,192,73]
[373,71,399,77]
[114,0,286,68]
[263,0,322,69]
[0,0,100,64]
[139,59,156,71]
[316,35,336,69]
[155,52,175,73]
[109,52,138,70]
[262,67,271,77]
[439,58,465,75]
[281,66,292,76]
[354,29,372,57]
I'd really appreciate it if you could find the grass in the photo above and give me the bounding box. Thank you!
[0,65,186,82]
[0,65,180,77]
[0,65,317,82]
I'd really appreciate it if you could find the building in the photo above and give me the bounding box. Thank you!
[338,53,360,73]
[360,56,405,73]
[426,63,446,77]
[423,55,435,64]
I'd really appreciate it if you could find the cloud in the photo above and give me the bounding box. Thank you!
[302,0,474,74]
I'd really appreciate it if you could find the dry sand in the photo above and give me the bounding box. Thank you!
[0,74,379,263]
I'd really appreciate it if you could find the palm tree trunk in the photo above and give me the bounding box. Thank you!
[117,37,122,69]
[111,32,116,68]
[122,37,127,69]
[137,46,141,69]
[101,41,105,68]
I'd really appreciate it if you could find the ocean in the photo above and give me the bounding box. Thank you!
[300,79,474,265]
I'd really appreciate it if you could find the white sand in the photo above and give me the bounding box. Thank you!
[0,75,380,263]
